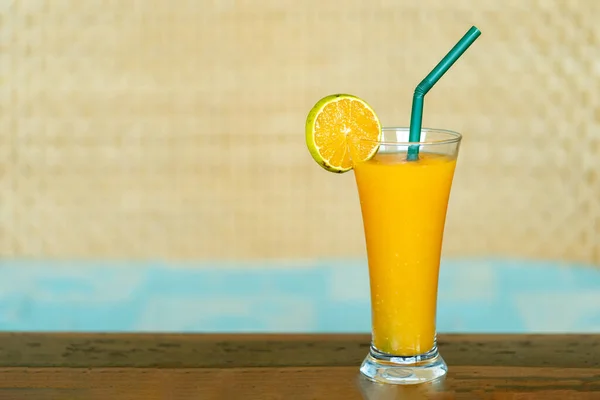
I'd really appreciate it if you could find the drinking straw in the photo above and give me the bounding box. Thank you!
[407,26,481,161]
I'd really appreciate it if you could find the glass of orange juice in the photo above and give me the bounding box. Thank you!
[353,127,461,384]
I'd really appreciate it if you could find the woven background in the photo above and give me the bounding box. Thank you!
[1,0,599,263]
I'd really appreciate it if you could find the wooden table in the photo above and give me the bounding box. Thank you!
[0,333,598,399]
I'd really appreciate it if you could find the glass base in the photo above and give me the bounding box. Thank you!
[359,344,447,385]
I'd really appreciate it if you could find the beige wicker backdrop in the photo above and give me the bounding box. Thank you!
[1,1,599,263]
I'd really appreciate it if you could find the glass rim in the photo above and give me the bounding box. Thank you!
[360,127,462,146]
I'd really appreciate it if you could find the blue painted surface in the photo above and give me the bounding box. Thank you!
[0,258,599,333]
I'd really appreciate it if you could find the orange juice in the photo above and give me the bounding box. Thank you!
[354,151,457,356]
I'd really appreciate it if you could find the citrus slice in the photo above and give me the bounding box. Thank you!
[305,94,381,173]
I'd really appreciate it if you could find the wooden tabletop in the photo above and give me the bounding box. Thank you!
[0,333,598,399]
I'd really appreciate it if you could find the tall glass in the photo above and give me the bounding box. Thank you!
[352,127,461,384]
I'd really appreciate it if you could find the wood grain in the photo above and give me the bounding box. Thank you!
[0,366,598,399]
[0,333,597,368]
[0,333,598,399]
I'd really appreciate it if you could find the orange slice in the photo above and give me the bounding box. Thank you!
[305,94,381,173]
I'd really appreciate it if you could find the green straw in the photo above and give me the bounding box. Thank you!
[407,26,481,161]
